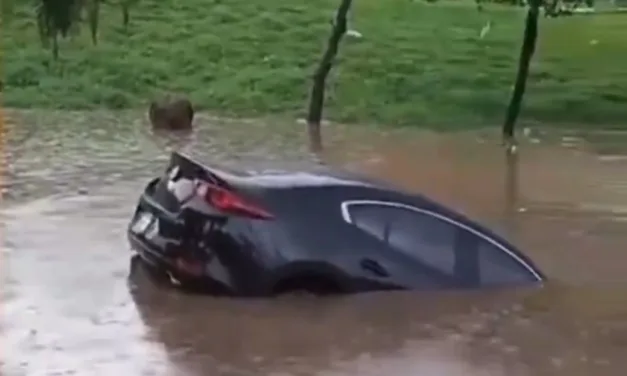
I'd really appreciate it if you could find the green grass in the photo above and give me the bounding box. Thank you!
[3,0,627,128]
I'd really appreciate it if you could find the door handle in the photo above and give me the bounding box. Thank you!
[360,258,390,278]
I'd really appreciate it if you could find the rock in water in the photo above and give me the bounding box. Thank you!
[148,96,194,130]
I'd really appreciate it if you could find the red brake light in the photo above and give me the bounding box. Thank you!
[195,181,273,220]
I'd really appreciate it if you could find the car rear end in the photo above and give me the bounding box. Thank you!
[127,152,276,295]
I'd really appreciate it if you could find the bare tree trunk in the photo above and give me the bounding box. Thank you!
[88,0,100,45]
[52,32,59,60]
[502,2,540,149]
[504,147,520,237]
[306,0,352,152]
[122,6,130,28]
[36,9,49,48]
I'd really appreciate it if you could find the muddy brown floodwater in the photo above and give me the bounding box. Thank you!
[3,110,627,376]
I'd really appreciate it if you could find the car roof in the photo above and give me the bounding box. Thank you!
[179,152,395,190]
[218,166,382,189]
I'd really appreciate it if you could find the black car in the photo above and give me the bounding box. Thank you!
[127,152,545,296]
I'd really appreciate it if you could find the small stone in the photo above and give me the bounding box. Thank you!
[149,95,194,131]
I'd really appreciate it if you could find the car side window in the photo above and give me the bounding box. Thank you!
[349,204,391,242]
[346,202,539,285]
[477,239,538,285]
[347,203,458,278]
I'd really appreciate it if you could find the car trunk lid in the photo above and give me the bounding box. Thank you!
[153,152,273,220]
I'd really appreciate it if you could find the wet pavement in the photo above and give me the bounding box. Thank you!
[3,109,627,376]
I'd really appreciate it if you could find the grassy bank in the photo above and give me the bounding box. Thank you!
[3,0,627,128]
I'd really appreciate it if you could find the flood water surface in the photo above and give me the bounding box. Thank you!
[3,110,627,376]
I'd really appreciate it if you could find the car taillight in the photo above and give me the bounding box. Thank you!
[195,181,273,220]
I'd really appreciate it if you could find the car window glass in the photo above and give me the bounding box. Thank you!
[348,203,457,277]
[478,240,536,285]
[349,204,392,242]
[347,202,537,286]
[386,208,456,276]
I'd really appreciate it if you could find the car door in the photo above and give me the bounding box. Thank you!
[344,201,464,288]
[343,200,542,289]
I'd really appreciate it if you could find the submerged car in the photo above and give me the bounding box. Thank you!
[127,152,545,296]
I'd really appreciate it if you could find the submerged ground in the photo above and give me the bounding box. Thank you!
[3,0,627,128]
[3,110,627,375]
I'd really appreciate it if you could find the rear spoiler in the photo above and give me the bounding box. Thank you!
[167,152,230,189]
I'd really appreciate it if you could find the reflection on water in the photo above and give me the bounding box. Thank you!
[2,109,627,376]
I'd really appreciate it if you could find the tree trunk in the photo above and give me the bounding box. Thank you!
[36,10,49,48]
[504,147,520,236]
[502,2,540,148]
[88,0,100,45]
[52,32,59,60]
[122,6,130,28]
[306,0,352,152]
